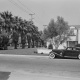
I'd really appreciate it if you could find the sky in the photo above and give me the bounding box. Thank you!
[0,0,80,31]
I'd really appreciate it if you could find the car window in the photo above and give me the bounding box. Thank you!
[67,47,76,50]
[67,47,72,50]
[73,48,76,50]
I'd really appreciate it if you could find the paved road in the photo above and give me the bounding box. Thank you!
[0,54,80,80]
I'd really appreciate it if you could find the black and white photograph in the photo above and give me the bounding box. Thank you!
[0,0,80,80]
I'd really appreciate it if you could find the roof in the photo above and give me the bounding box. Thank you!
[70,25,80,29]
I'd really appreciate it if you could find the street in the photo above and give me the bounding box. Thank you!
[0,54,80,80]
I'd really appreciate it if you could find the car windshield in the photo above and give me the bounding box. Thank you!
[66,47,76,50]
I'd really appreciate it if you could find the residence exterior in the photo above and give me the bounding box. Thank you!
[67,25,80,47]
[46,25,80,49]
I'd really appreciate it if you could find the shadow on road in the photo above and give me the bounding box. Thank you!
[55,57,79,60]
[0,71,11,80]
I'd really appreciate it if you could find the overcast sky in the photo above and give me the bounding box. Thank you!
[0,0,80,30]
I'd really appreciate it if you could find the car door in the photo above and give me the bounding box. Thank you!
[63,47,73,57]
[71,48,80,57]
[69,50,77,57]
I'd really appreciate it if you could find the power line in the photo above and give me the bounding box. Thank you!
[8,0,29,15]
[17,0,34,14]
[11,0,30,14]
[16,0,45,25]
[8,0,39,24]
[16,0,44,27]
[8,0,45,30]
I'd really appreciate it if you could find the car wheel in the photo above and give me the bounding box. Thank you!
[49,52,55,59]
[78,54,80,59]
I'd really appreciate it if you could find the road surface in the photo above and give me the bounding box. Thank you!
[0,54,80,80]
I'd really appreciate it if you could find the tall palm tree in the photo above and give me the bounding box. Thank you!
[0,11,13,32]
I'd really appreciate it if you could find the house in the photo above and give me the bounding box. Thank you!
[46,25,80,49]
[67,25,80,47]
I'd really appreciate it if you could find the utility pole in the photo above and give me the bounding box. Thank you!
[29,13,35,22]
[43,25,48,29]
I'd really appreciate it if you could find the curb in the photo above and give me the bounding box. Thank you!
[0,54,49,58]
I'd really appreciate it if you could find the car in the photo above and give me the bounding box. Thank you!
[35,48,52,54]
[75,44,80,50]
[49,47,80,59]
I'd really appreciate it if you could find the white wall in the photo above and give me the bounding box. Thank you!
[78,29,80,44]
[67,36,77,41]
[46,41,67,49]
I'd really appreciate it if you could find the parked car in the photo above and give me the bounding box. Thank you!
[49,47,80,59]
[75,44,80,50]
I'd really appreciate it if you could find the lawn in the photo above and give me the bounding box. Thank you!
[0,47,49,56]
[0,47,38,55]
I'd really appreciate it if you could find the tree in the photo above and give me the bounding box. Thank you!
[21,30,26,49]
[43,16,69,49]
[0,11,13,32]
[0,11,41,49]
[11,30,19,49]
[56,16,69,35]
[0,31,9,50]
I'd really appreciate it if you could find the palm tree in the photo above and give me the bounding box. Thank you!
[0,11,13,32]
